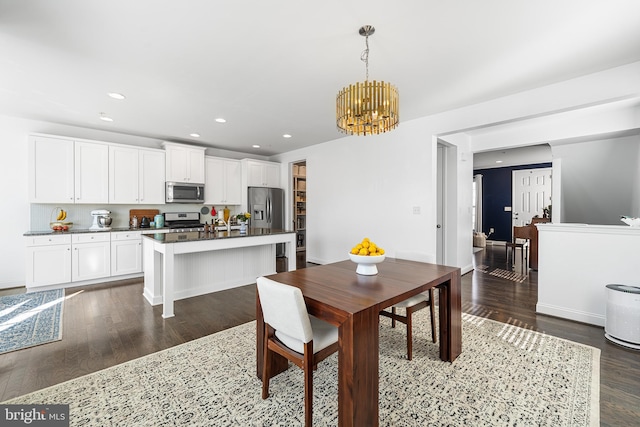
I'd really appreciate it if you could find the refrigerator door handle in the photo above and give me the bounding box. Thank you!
[267,197,271,223]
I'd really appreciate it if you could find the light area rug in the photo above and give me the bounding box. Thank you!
[0,289,64,355]
[4,309,599,426]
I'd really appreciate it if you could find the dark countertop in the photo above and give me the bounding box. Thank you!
[23,226,169,237]
[142,228,294,243]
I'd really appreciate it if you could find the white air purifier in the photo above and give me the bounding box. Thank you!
[605,284,640,350]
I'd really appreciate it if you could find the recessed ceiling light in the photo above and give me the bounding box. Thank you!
[252,145,261,148]
[108,92,126,100]
[215,118,226,123]
[495,160,503,164]
[99,113,113,122]
[283,134,292,138]
[190,133,201,138]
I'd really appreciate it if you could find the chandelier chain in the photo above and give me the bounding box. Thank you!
[360,34,370,81]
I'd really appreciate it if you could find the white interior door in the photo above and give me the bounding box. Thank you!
[512,168,552,228]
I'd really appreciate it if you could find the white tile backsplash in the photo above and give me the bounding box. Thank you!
[30,203,242,231]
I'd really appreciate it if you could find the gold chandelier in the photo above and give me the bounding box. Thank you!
[336,25,399,136]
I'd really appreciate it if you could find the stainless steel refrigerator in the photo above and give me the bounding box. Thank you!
[248,187,286,257]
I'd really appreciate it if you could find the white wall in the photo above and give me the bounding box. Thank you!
[553,134,640,224]
[0,116,30,288]
[537,223,640,326]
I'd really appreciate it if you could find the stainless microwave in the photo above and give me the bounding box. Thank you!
[165,182,205,204]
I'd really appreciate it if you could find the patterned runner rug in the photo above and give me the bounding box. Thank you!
[0,289,64,355]
[5,309,599,426]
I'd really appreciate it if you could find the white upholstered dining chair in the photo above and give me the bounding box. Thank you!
[256,276,339,427]
[379,252,437,360]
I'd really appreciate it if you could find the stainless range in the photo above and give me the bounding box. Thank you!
[164,212,204,232]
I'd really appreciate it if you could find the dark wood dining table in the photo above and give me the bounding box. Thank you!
[256,257,462,427]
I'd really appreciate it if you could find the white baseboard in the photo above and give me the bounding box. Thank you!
[536,302,605,327]
[461,263,474,275]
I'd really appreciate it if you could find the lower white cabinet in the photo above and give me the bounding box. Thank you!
[72,233,111,282]
[25,230,147,289]
[25,235,72,287]
[111,231,142,275]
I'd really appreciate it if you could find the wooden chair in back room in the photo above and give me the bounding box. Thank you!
[505,225,531,272]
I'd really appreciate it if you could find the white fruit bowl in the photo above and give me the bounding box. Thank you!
[349,253,386,275]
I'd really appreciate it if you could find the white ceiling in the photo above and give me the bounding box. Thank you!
[2,0,640,155]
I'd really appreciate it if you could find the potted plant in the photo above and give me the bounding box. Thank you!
[236,212,251,233]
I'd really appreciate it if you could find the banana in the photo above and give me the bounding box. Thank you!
[56,209,64,221]
[61,210,67,221]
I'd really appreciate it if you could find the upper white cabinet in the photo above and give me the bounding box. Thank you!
[109,145,138,204]
[164,142,205,183]
[139,149,166,204]
[205,156,242,205]
[109,145,165,204]
[29,135,108,204]
[74,141,109,203]
[29,136,75,203]
[244,159,280,187]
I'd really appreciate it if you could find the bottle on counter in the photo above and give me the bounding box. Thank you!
[132,215,138,229]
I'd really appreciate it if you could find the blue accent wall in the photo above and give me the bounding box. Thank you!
[474,163,551,241]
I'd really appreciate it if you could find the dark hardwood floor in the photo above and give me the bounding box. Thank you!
[1,246,638,426]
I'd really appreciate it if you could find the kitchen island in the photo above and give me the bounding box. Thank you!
[142,228,296,318]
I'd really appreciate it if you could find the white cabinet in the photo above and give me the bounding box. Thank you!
[111,231,142,275]
[244,159,280,187]
[109,145,138,203]
[28,136,75,203]
[28,135,109,204]
[205,156,242,205]
[74,141,109,204]
[164,142,205,183]
[25,235,72,288]
[139,149,166,204]
[71,233,111,282]
[109,145,165,204]
[25,230,149,289]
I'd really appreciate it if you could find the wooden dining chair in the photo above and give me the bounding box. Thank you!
[505,225,531,271]
[379,290,436,360]
[379,252,437,360]
[256,277,339,427]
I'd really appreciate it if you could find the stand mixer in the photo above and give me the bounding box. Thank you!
[90,209,113,231]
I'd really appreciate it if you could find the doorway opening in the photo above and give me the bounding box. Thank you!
[292,160,307,268]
